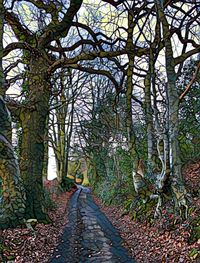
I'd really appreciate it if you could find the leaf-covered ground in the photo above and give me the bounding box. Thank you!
[0,162,199,262]
[0,190,75,263]
[94,161,200,263]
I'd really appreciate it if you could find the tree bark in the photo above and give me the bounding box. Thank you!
[0,2,26,229]
[0,98,26,229]
[20,55,50,222]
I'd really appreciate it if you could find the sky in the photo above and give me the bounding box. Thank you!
[48,147,57,180]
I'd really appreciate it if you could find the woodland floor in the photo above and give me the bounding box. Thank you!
[94,161,200,263]
[0,161,200,263]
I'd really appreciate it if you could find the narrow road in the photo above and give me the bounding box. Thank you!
[50,185,136,263]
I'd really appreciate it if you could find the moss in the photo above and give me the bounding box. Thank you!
[188,248,200,260]
[61,177,75,191]
[189,217,200,244]
[43,189,56,211]
[129,198,157,221]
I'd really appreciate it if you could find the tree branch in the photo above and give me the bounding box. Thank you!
[5,11,33,42]
[68,64,120,90]
[175,47,200,65]
[38,0,83,47]
[102,0,125,7]
[175,28,199,49]
[3,42,36,57]
[22,0,60,21]
[4,59,23,75]
[179,61,200,101]
[48,49,127,74]
[48,39,96,53]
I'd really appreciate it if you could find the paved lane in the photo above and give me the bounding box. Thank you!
[50,186,136,263]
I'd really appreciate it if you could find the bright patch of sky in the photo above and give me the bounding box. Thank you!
[81,0,127,39]
[48,147,57,180]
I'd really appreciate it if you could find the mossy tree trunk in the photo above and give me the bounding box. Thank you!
[0,2,26,229]
[0,98,27,229]
[156,0,188,217]
[20,55,50,222]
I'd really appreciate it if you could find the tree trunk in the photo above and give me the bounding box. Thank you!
[126,11,146,196]
[144,49,157,168]
[51,72,75,189]
[42,115,49,181]
[0,98,26,229]
[20,55,50,222]
[53,98,67,185]
[126,11,137,168]
[65,89,75,182]
[156,0,188,217]
[0,3,26,229]
[56,88,67,184]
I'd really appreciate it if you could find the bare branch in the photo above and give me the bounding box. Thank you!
[179,61,200,101]
[4,59,23,75]
[48,49,127,74]
[175,47,200,65]
[102,0,125,7]
[68,64,120,90]
[5,11,33,42]
[38,0,83,47]
[22,0,60,21]
[3,42,36,57]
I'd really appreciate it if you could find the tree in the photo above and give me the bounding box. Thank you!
[49,68,77,187]
[178,59,200,161]
[0,0,26,229]
[154,0,197,217]
[3,0,83,222]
